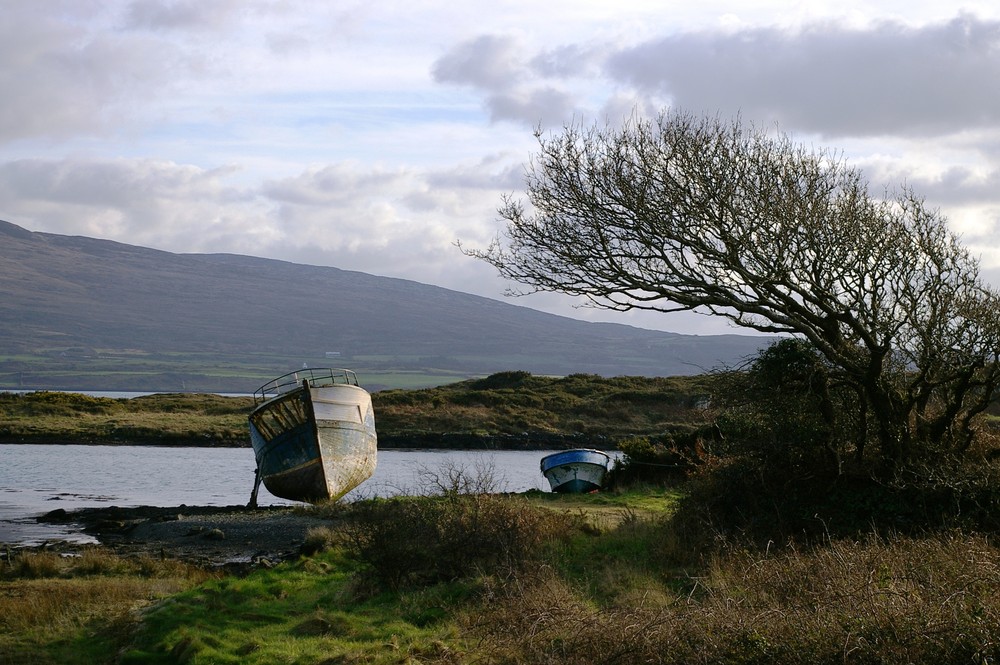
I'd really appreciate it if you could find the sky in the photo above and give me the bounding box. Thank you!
[2,1,1000,336]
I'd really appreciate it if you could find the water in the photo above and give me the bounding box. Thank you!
[0,444,560,545]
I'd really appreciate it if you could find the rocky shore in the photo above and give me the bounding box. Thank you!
[37,504,332,570]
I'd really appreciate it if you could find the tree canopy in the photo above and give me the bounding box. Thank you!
[467,111,1000,470]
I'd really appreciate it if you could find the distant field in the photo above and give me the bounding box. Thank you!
[0,350,476,393]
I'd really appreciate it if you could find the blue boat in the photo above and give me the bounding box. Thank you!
[539,448,611,493]
[248,368,377,504]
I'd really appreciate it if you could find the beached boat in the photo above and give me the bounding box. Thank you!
[247,368,377,504]
[539,448,611,493]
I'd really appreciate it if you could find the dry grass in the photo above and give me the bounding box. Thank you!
[1,576,181,633]
[469,531,1000,664]
[0,547,216,663]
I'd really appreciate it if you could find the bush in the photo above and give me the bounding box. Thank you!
[339,494,561,591]
[467,371,533,390]
[714,338,859,479]
[611,427,720,487]
[669,452,1000,551]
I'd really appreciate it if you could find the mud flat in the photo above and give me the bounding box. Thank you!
[35,504,331,569]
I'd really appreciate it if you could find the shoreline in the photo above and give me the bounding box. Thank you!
[30,504,330,571]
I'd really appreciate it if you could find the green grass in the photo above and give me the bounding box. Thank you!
[357,370,472,390]
[516,487,690,605]
[121,550,467,664]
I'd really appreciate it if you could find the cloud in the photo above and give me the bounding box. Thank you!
[0,3,207,144]
[0,152,519,291]
[0,158,264,250]
[260,158,515,255]
[605,13,1000,138]
[530,43,606,78]
[432,34,525,90]
[121,0,249,31]
[485,87,577,127]
[430,13,1000,140]
[432,35,608,128]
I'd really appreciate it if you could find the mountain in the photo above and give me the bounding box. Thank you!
[0,220,768,391]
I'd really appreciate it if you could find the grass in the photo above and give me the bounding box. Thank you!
[119,550,468,664]
[0,348,477,393]
[0,548,215,664]
[0,372,718,446]
[0,391,254,445]
[6,484,1000,663]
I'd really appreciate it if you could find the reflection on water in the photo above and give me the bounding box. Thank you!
[0,444,562,545]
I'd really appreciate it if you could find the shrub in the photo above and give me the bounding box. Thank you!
[340,494,561,591]
[611,427,720,487]
[467,370,533,390]
[669,451,1000,552]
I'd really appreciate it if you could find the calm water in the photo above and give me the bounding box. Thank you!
[0,444,561,546]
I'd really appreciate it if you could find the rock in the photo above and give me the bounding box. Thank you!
[93,519,128,533]
[40,508,68,521]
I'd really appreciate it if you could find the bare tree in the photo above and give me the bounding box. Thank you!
[466,111,1000,469]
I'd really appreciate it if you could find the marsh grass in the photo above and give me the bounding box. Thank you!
[0,391,253,444]
[1,372,719,447]
[0,547,213,664]
[471,530,1000,664]
[372,372,716,437]
[10,456,1000,663]
[17,494,1000,664]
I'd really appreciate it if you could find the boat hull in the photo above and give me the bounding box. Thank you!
[539,449,611,493]
[249,374,376,503]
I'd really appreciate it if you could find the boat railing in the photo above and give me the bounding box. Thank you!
[253,368,360,405]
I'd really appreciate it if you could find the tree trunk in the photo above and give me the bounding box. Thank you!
[867,386,910,471]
